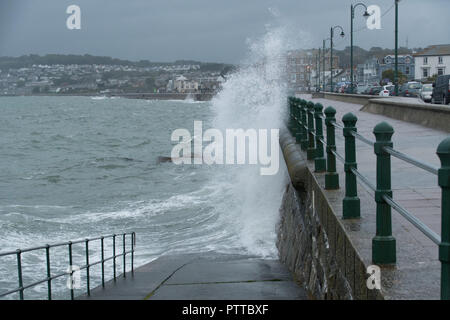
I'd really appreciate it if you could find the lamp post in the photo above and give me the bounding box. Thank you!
[350,3,370,94]
[330,26,345,93]
[394,0,400,96]
[323,38,330,91]
[323,40,326,91]
[317,49,321,91]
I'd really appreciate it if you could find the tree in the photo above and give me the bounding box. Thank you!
[382,69,407,85]
[427,74,438,83]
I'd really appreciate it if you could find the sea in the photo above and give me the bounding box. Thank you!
[0,26,297,299]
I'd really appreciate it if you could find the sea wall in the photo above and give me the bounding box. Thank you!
[361,99,450,132]
[310,93,450,133]
[276,130,382,300]
[311,92,379,105]
[111,92,214,101]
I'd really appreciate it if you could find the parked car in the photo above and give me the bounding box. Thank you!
[368,86,382,95]
[419,83,433,102]
[379,85,394,97]
[344,84,357,94]
[431,74,450,105]
[362,86,374,95]
[356,85,368,94]
[401,82,422,98]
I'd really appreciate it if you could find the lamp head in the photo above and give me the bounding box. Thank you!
[340,31,345,37]
[363,10,370,17]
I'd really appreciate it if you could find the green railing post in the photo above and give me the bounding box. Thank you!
[68,241,74,300]
[291,98,299,137]
[288,97,295,135]
[113,234,117,281]
[123,234,126,278]
[292,98,301,143]
[314,103,326,172]
[295,99,303,144]
[372,122,396,265]
[306,101,316,160]
[131,233,135,275]
[300,100,308,151]
[85,239,90,296]
[324,106,339,189]
[101,236,105,287]
[45,244,52,300]
[342,113,360,219]
[437,137,450,300]
[16,250,24,300]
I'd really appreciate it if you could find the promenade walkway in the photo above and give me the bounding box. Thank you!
[80,253,307,300]
[299,94,447,299]
[82,95,447,300]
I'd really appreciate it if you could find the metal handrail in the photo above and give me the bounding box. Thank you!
[0,232,136,300]
[383,195,441,245]
[0,234,124,257]
[287,97,450,299]
[351,131,375,147]
[383,146,439,175]
[331,149,345,164]
[331,121,344,130]
[351,167,376,192]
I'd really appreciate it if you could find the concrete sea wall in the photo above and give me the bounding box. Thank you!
[361,99,450,133]
[311,92,379,105]
[311,92,450,132]
[276,130,382,300]
[111,92,214,101]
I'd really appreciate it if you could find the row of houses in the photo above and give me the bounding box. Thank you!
[357,45,450,85]
[286,44,450,92]
[356,54,415,85]
[285,49,339,92]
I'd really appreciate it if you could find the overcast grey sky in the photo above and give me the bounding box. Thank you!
[0,0,449,63]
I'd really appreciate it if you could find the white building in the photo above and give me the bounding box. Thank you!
[414,44,450,80]
[174,75,199,93]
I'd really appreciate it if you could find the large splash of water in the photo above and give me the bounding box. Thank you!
[208,24,305,258]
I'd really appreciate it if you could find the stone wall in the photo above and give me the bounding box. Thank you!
[310,92,450,133]
[311,92,378,105]
[277,182,353,299]
[277,130,383,300]
[361,99,450,133]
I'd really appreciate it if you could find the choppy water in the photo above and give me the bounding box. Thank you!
[0,95,287,299]
[0,20,302,299]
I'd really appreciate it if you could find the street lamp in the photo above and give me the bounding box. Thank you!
[350,3,370,94]
[322,38,331,92]
[316,49,320,91]
[394,0,400,96]
[330,25,345,92]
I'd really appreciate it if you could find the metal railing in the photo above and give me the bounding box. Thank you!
[288,97,450,300]
[0,232,136,300]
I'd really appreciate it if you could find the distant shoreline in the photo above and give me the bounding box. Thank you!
[0,92,216,101]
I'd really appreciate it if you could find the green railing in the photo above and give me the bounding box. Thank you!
[0,232,136,300]
[287,96,450,300]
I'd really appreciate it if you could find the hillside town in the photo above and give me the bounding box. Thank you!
[0,57,229,96]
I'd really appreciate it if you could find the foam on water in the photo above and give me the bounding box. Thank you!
[0,15,313,298]
[207,24,303,257]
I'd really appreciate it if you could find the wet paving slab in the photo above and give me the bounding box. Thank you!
[79,253,307,300]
